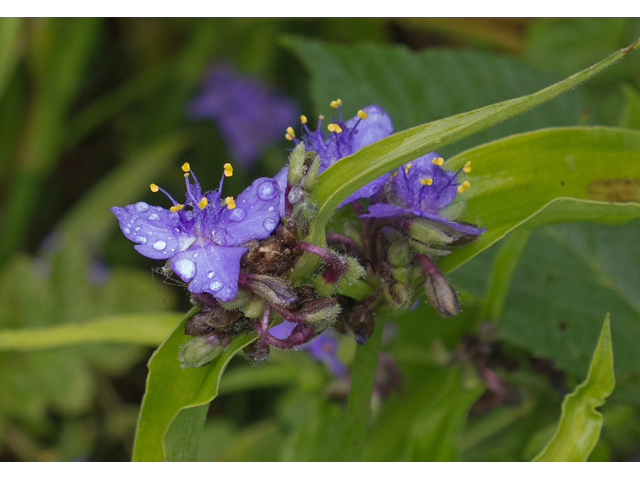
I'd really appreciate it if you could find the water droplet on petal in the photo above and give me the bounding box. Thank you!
[148,213,160,221]
[193,253,199,258]
[124,227,130,234]
[135,202,149,213]
[263,218,276,231]
[228,207,247,222]
[174,259,196,281]
[257,180,278,200]
[268,206,274,212]
[135,236,147,244]
[210,280,222,292]
[153,240,166,251]
[207,271,214,278]
[135,227,140,232]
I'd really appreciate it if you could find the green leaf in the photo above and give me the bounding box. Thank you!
[0,313,181,352]
[0,18,23,101]
[296,41,639,261]
[499,221,640,391]
[437,127,640,274]
[132,308,258,462]
[533,315,615,462]
[619,84,640,130]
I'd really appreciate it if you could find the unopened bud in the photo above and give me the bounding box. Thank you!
[340,257,366,285]
[287,143,306,187]
[418,254,460,317]
[387,239,411,267]
[315,272,336,297]
[288,184,308,206]
[302,151,320,192]
[385,282,413,309]
[350,304,375,345]
[242,296,265,319]
[392,267,411,284]
[409,239,451,257]
[218,287,252,310]
[241,274,297,308]
[179,333,230,369]
[409,219,457,246]
[291,196,318,224]
[298,297,341,326]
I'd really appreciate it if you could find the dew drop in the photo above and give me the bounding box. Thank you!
[228,207,247,222]
[207,271,214,279]
[174,259,196,281]
[210,280,223,292]
[148,213,160,221]
[134,235,147,245]
[268,206,274,212]
[124,227,131,234]
[193,253,199,258]
[135,202,150,213]
[153,240,166,251]
[263,218,276,231]
[135,227,141,232]
[257,180,278,200]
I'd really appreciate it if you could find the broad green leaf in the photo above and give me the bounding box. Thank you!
[499,221,640,392]
[164,404,208,462]
[408,370,484,461]
[437,127,640,273]
[132,308,258,462]
[619,84,640,130]
[533,315,615,461]
[338,321,383,461]
[296,42,639,263]
[0,313,180,352]
[0,18,23,101]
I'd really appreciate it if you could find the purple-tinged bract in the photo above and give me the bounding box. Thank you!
[188,62,299,168]
[110,164,281,302]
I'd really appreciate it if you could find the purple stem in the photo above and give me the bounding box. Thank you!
[326,233,363,256]
[253,320,316,349]
[296,241,348,282]
[416,253,440,277]
[192,292,219,308]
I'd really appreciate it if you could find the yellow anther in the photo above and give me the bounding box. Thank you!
[286,127,296,138]
[432,157,444,166]
[224,163,233,177]
[458,181,471,193]
[184,173,189,178]
[150,183,159,193]
[328,124,343,133]
[285,133,293,141]
[300,115,307,124]
[404,163,413,173]
[357,110,368,119]
[420,178,433,185]
[198,197,208,209]
[330,99,342,108]
[181,162,191,172]
[225,196,236,209]
[463,161,472,173]
[170,204,184,212]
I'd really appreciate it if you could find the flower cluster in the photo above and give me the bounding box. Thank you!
[110,163,280,302]
[188,62,299,168]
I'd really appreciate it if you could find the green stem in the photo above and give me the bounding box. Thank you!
[339,319,383,461]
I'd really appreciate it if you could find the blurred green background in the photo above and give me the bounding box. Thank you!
[1,18,640,462]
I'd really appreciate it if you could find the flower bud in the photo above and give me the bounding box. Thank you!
[349,304,375,345]
[297,296,341,326]
[387,238,411,267]
[288,184,308,206]
[179,333,230,369]
[392,266,411,284]
[418,254,460,317]
[315,272,336,297]
[291,196,318,224]
[287,142,306,187]
[241,274,297,308]
[384,281,413,309]
[218,287,252,310]
[242,296,265,319]
[408,219,457,246]
[301,151,320,192]
[408,239,451,257]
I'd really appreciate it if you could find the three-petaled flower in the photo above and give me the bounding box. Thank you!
[277,101,394,208]
[110,163,281,301]
[362,152,486,235]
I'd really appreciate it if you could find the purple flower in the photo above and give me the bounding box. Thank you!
[269,321,347,377]
[362,153,486,236]
[188,63,299,168]
[110,163,281,302]
[281,102,394,208]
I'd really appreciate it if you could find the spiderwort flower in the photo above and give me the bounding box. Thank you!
[110,163,281,302]
[279,101,394,207]
[362,152,486,235]
[188,62,299,168]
